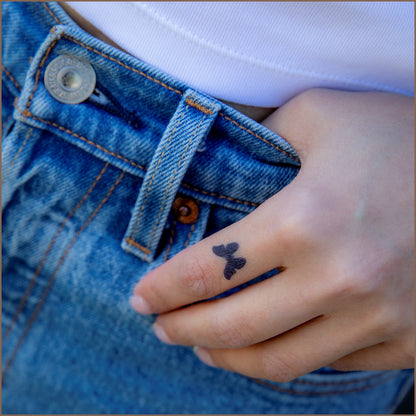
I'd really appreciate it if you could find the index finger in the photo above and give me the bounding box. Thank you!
[131,192,292,315]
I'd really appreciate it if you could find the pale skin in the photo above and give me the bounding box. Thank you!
[131,89,414,382]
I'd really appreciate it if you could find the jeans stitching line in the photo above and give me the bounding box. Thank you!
[43,2,62,25]
[3,162,110,341]
[4,128,33,180]
[2,169,125,381]
[145,100,213,250]
[60,35,297,161]
[2,64,22,91]
[125,238,152,254]
[14,106,259,208]
[184,223,196,249]
[128,98,192,246]
[2,115,13,132]
[61,35,183,96]
[14,106,146,171]
[24,29,60,117]
[181,183,258,207]
[185,98,213,115]
[220,114,299,162]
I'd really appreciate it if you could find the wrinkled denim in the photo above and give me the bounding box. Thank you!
[2,2,414,414]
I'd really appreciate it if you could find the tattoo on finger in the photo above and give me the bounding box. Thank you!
[212,242,246,280]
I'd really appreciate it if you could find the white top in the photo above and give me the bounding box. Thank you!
[68,1,414,107]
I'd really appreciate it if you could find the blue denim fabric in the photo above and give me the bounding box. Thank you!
[2,2,413,414]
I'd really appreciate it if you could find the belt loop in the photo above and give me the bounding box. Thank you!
[122,89,221,262]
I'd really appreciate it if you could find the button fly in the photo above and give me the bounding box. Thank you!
[172,196,199,224]
[44,55,96,104]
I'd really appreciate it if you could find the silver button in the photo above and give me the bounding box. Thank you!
[44,55,96,104]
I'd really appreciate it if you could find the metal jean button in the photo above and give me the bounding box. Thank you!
[44,55,96,104]
[172,196,199,224]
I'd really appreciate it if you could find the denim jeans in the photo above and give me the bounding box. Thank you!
[2,2,414,414]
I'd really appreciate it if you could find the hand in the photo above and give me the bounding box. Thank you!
[131,89,414,382]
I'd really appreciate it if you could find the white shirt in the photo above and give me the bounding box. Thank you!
[68,1,414,107]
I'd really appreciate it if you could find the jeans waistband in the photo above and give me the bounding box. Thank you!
[4,1,301,260]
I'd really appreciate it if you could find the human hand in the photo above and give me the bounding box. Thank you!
[131,89,414,382]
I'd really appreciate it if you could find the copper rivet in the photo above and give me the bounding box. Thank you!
[172,196,199,224]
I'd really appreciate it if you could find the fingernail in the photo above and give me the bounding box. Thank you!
[193,346,216,367]
[153,323,175,345]
[130,295,153,315]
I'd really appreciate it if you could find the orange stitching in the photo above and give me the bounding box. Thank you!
[14,107,259,208]
[21,30,297,162]
[2,64,22,91]
[125,237,151,254]
[25,32,60,114]
[184,223,196,249]
[219,113,300,162]
[128,97,192,245]
[2,114,13,133]
[185,98,213,115]
[61,35,183,96]
[14,106,146,172]
[8,128,32,168]
[2,170,125,380]
[146,100,214,249]
[43,2,62,24]
[181,183,259,207]
[64,25,292,159]
[3,128,33,181]
[3,162,109,340]
[164,221,176,262]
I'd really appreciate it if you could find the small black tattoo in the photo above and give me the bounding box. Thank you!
[212,242,246,280]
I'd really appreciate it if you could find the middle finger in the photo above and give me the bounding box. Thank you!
[153,267,325,349]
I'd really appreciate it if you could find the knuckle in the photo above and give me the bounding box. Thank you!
[370,302,403,337]
[179,253,217,299]
[328,253,385,301]
[277,193,321,251]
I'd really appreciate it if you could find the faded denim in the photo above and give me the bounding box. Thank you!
[2,2,414,414]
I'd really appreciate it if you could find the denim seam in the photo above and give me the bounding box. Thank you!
[43,2,63,25]
[220,113,299,161]
[3,162,110,341]
[1,64,22,91]
[24,27,60,118]
[252,372,401,396]
[4,128,33,178]
[125,238,152,254]
[185,97,214,115]
[184,223,196,249]
[15,106,147,171]
[2,115,13,132]
[57,34,298,162]
[164,221,177,262]
[181,183,259,207]
[14,105,259,209]
[18,15,298,162]
[145,100,213,250]
[128,99,191,247]
[2,169,125,381]
[61,34,184,96]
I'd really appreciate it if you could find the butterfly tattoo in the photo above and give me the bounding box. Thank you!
[212,242,246,280]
